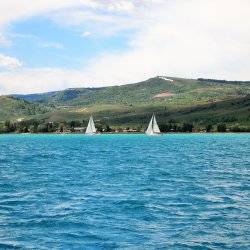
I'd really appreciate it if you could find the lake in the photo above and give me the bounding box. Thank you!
[0,134,249,249]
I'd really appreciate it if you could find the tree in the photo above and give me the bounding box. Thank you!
[59,123,64,133]
[95,124,103,132]
[29,125,37,133]
[230,126,241,132]
[205,124,213,132]
[37,124,48,133]
[217,123,227,132]
[160,123,172,132]
[106,125,112,132]
[182,123,193,132]
[47,122,55,133]
[70,120,81,128]
[4,120,15,132]
[171,123,178,132]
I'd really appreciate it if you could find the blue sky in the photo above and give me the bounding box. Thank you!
[5,16,132,69]
[0,0,249,94]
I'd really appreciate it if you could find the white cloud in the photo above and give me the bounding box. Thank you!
[0,33,11,47]
[81,31,91,38]
[82,0,250,82]
[0,0,140,28]
[0,0,79,27]
[0,0,142,38]
[0,68,89,95]
[50,1,153,36]
[101,1,135,12]
[0,0,249,95]
[38,42,64,49]
[0,54,22,70]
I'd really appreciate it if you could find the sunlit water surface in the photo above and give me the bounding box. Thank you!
[0,134,249,249]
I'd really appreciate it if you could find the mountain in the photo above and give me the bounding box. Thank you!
[14,91,59,103]
[1,76,250,131]
[14,76,250,107]
[0,96,49,121]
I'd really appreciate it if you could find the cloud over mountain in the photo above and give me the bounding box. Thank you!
[0,0,249,94]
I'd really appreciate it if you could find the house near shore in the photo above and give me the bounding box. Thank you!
[122,128,138,133]
[74,127,85,133]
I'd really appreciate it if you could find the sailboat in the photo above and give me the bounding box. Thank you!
[145,114,161,136]
[85,116,97,135]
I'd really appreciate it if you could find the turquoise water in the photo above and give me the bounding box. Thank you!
[0,134,249,249]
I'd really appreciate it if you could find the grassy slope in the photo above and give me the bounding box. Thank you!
[17,76,249,106]
[37,95,249,129]
[0,96,49,122]
[2,76,250,128]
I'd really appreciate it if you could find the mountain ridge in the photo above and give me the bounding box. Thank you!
[12,76,250,98]
[11,76,250,107]
[1,76,250,132]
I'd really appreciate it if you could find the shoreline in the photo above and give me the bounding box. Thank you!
[1,132,250,135]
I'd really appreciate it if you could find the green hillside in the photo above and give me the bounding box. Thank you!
[37,94,250,129]
[15,76,250,107]
[1,76,250,133]
[0,96,48,121]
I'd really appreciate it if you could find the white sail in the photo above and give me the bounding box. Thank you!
[146,114,161,135]
[152,115,160,133]
[146,116,154,135]
[85,116,97,135]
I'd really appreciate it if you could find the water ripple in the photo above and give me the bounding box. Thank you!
[0,134,249,249]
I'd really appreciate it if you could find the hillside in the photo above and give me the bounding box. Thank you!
[14,76,250,107]
[0,96,49,121]
[1,76,250,132]
[36,94,249,129]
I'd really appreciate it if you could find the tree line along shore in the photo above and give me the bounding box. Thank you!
[0,119,249,134]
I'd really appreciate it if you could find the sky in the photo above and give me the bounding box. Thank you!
[0,0,249,94]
